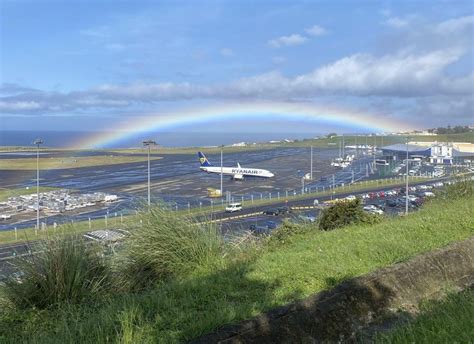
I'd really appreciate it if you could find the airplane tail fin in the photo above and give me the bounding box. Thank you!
[198,152,212,167]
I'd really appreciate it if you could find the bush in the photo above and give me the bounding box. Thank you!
[2,235,112,309]
[318,199,380,231]
[440,179,473,200]
[266,219,310,246]
[123,206,223,289]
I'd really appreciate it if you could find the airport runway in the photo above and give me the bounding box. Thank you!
[0,147,377,230]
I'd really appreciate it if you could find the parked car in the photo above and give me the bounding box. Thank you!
[345,195,356,201]
[298,214,316,223]
[266,220,278,229]
[277,206,291,215]
[313,199,319,206]
[363,205,384,215]
[263,208,279,216]
[385,199,398,207]
[249,224,271,235]
[225,202,242,213]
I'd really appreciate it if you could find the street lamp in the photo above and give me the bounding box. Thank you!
[143,139,157,207]
[220,145,224,197]
[405,136,410,215]
[33,139,43,232]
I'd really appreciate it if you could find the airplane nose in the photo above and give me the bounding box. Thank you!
[269,173,275,177]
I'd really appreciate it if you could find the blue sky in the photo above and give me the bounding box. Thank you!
[1,0,473,133]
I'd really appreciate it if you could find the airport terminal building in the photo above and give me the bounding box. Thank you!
[381,142,474,165]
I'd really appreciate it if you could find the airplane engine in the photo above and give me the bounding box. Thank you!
[232,174,244,181]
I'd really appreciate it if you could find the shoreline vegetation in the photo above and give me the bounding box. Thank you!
[0,182,472,343]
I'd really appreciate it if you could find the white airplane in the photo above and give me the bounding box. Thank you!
[198,151,274,180]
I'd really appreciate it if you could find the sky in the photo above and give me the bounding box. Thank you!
[1,0,473,134]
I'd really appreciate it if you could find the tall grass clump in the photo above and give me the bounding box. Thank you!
[440,178,473,200]
[123,206,223,288]
[2,235,112,310]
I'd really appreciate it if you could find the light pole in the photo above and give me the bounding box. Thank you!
[405,137,409,215]
[33,139,43,232]
[220,145,224,197]
[143,139,157,207]
[310,145,313,180]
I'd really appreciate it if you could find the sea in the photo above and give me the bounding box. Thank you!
[0,131,324,149]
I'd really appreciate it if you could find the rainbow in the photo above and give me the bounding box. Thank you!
[71,102,414,149]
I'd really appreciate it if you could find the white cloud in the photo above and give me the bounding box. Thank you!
[0,101,42,111]
[305,25,327,36]
[268,34,307,48]
[292,49,467,96]
[435,15,474,35]
[1,48,470,115]
[220,48,234,57]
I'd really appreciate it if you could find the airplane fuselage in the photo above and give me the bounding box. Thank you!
[200,166,274,178]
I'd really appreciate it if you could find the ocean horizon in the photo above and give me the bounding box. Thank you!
[0,130,330,149]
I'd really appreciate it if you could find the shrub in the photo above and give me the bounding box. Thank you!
[440,179,473,200]
[318,199,380,231]
[2,235,112,309]
[123,206,223,289]
[266,219,310,246]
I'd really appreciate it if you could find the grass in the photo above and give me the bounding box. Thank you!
[375,288,474,343]
[2,235,113,310]
[122,206,222,290]
[0,191,472,343]
[0,187,58,202]
[0,155,162,170]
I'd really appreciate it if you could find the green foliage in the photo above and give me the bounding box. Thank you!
[440,179,473,200]
[266,219,311,246]
[2,235,112,310]
[435,125,471,134]
[376,289,474,343]
[122,206,223,290]
[318,199,380,231]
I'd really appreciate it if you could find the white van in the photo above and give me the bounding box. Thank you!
[225,202,242,213]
